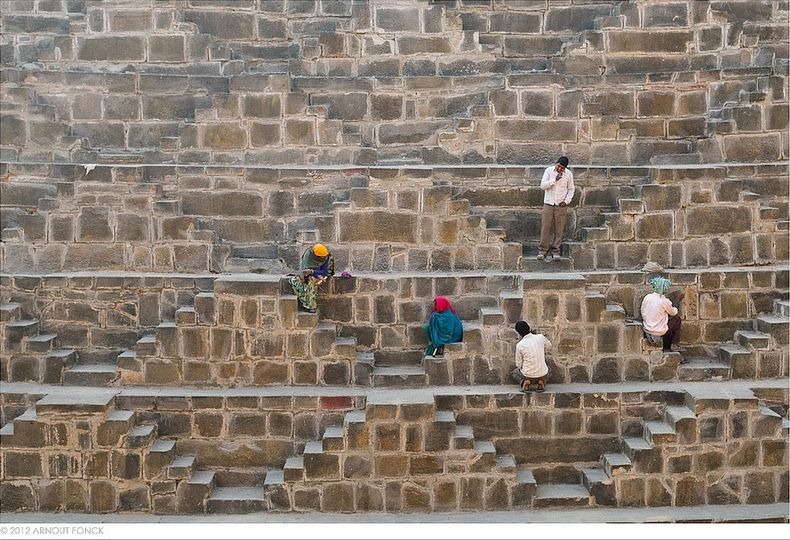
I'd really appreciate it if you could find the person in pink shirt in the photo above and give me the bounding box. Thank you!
[641,276,684,352]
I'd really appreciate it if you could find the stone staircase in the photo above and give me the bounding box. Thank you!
[1,302,78,384]
[265,398,527,512]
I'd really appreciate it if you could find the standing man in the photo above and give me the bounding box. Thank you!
[537,156,575,261]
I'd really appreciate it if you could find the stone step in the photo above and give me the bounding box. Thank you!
[97,409,135,446]
[677,357,731,381]
[601,452,631,477]
[211,467,270,488]
[322,426,345,451]
[580,467,610,490]
[664,405,696,427]
[512,468,537,507]
[434,410,456,429]
[63,363,118,386]
[4,319,39,343]
[479,307,505,326]
[206,486,267,514]
[0,422,15,447]
[452,425,474,450]
[718,343,755,378]
[754,314,789,344]
[332,337,357,359]
[684,386,758,414]
[127,424,157,448]
[146,440,177,478]
[520,256,573,271]
[75,349,122,365]
[533,484,593,508]
[23,333,57,353]
[579,466,616,507]
[374,349,424,367]
[621,437,652,459]
[3,409,36,447]
[775,300,790,318]
[35,393,114,415]
[644,421,676,445]
[372,366,427,387]
[295,311,318,328]
[735,330,771,350]
[117,350,140,372]
[187,470,216,488]
[135,335,158,357]
[581,227,608,241]
[194,292,216,324]
[759,206,781,220]
[601,304,626,321]
[353,351,375,386]
[42,349,77,383]
[474,440,496,456]
[283,456,305,482]
[495,454,517,473]
[263,470,289,511]
[168,455,197,480]
[175,306,197,326]
[0,303,21,322]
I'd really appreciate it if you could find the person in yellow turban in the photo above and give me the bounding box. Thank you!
[289,243,334,313]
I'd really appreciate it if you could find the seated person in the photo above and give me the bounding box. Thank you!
[424,296,463,357]
[289,243,334,313]
[641,276,683,352]
[510,320,551,393]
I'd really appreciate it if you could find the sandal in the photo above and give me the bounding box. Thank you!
[536,380,546,393]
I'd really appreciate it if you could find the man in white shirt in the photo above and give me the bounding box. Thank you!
[537,156,575,261]
[641,276,683,352]
[510,320,551,393]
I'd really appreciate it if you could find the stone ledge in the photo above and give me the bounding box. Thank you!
[0,502,787,523]
[3,380,787,402]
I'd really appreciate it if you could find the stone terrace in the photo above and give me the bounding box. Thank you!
[0,0,788,522]
[0,0,787,166]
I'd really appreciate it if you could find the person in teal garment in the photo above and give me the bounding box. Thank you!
[424,296,463,357]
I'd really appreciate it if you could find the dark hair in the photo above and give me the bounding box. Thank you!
[515,320,530,336]
[557,156,569,167]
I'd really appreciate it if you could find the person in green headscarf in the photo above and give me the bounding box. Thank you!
[424,296,464,357]
[640,276,684,352]
[289,243,334,313]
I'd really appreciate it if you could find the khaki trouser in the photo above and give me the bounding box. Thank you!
[539,203,568,254]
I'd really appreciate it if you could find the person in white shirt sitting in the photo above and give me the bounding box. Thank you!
[537,156,575,261]
[641,276,684,352]
[510,320,551,393]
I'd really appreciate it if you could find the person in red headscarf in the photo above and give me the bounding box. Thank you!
[424,296,464,357]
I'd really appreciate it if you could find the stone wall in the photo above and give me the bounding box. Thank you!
[1,386,786,512]
[2,163,788,273]
[2,268,786,387]
[1,0,787,166]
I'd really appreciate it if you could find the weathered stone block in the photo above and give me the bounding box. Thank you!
[148,35,185,62]
[686,206,752,235]
[77,36,145,61]
[183,10,255,39]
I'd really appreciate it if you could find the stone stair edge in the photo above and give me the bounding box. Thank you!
[1,380,788,400]
[2,263,788,280]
